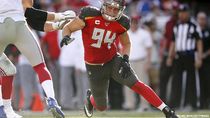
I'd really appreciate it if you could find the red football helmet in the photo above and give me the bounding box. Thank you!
[101,0,126,21]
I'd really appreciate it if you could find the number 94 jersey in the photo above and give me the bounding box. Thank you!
[79,6,130,64]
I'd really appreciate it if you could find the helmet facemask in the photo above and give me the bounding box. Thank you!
[101,0,125,21]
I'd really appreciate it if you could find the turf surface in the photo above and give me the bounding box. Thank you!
[18,110,210,118]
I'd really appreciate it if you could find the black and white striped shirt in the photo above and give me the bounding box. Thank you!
[172,20,202,53]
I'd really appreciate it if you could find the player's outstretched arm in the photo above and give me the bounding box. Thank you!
[60,17,85,47]
[22,0,76,32]
[22,0,76,22]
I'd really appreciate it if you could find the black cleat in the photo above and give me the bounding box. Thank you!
[163,106,179,118]
[84,89,93,117]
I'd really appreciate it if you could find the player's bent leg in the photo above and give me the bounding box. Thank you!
[84,89,107,118]
[0,54,21,118]
[33,63,65,118]
[84,91,107,118]
[84,64,110,117]
[14,16,64,117]
[112,55,179,118]
[0,53,16,76]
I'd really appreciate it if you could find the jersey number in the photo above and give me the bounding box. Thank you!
[91,28,116,49]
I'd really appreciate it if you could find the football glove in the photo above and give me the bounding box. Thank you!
[52,20,70,30]
[119,55,131,79]
[60,35,75,47]
[54,10,76,22]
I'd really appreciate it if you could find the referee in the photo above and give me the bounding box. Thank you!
[166,4,203,109]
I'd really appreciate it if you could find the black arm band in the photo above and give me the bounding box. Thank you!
[26,18,45,31]
[24,7,48,31]
[25,7,48,22]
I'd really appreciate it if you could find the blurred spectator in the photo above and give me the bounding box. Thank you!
[159,0,179,104]
[197,11,210,109]
[136,0,153,16]
[73,30,89,109]
[58,30,77,110]
[123,16,152,111]
[39,0,54,11]
[84,0,102,8]
[60,31,89,109]
[60,0,89,12]
[59,29,89,110]
[142,0,170,33]
[127,0,140,17]
[167,4,203,110]
[144,15,162,93]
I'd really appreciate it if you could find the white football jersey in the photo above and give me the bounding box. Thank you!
[0,0,25,22]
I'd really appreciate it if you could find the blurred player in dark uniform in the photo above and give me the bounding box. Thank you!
[61,0,179,118]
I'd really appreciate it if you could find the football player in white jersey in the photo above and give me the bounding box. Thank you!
[0,0,75,118]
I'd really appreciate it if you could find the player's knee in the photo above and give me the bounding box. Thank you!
[33,63,52,83]
[0,54,16,76]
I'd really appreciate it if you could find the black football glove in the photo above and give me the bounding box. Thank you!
[119,55,131,79]
[60,35,75,47]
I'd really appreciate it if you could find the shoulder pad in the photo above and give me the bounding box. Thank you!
[117,14,130,30]
[79,6,101,21]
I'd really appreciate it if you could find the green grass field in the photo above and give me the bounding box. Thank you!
[18,110,210,118]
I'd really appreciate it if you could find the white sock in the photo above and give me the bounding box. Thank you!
[0,86,3,106]
[41,80,55,99]
[157,102,167,111]
[3,99,11,110]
